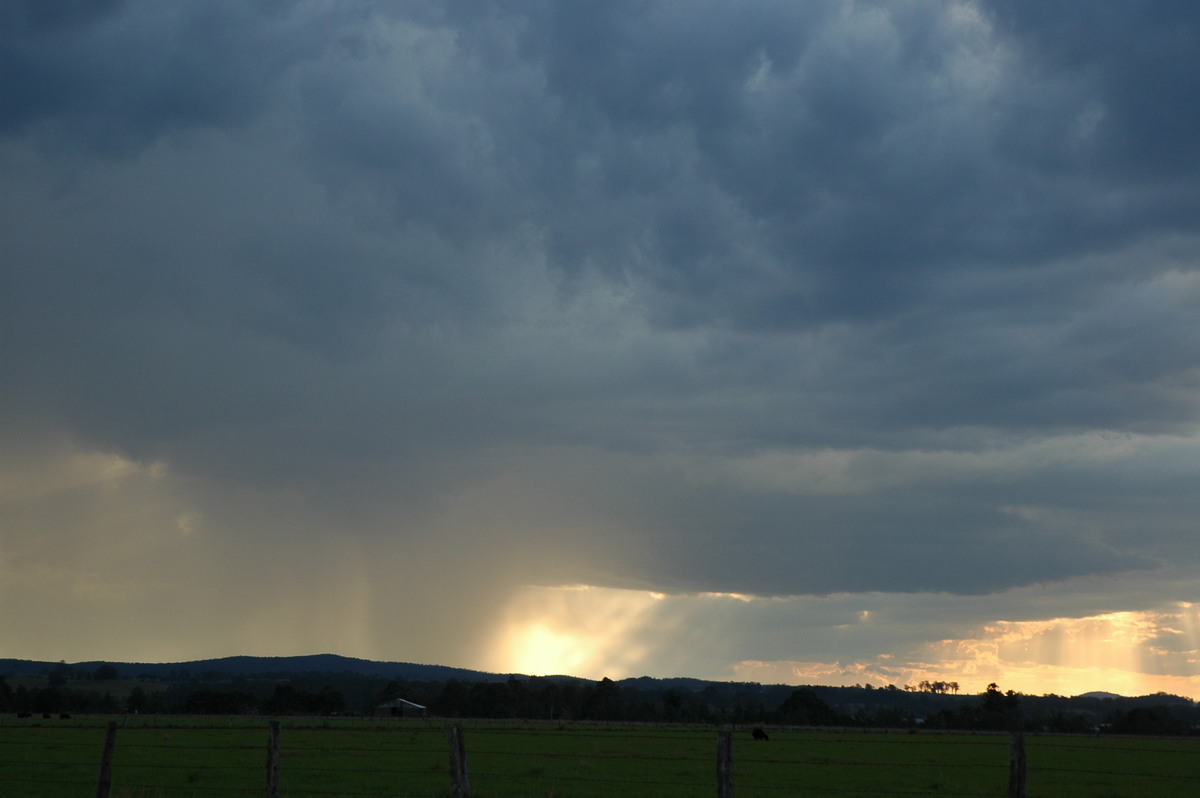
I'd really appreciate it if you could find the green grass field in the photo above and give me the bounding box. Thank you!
[2,716,1199,797]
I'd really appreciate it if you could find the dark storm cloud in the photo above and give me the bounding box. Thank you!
[503,0,1104,324]
[988,0,1200,179]
[0,0,360,154]
[4,0,1200,614]
[528,442,1158,597]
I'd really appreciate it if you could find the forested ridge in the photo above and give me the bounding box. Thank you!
[3,657,1198,735]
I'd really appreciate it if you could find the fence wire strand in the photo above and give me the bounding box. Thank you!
[5,719,1200,797]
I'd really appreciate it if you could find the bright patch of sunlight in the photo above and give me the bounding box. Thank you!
[504,622,590,677]
[921,607,1200,696]
[734,604,1200,697]
[488,585,664,679]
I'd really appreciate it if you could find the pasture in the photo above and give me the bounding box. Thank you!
[2,715,1199,797]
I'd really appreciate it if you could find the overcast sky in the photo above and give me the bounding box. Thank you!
[4,0,1200,696]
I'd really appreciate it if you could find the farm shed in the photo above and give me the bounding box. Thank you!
[377,698,427,718]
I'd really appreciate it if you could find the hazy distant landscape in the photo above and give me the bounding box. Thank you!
[8,0,1200,705]
[7,6,1200,794]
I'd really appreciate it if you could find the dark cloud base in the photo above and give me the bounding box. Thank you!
[3,0,1200,648]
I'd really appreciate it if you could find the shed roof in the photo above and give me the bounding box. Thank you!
[378,698,427,710]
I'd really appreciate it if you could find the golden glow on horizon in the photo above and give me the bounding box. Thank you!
[488,587,1200,697]
[489,585,664,678]
[504,622,590,677]
[741,605,1200,696]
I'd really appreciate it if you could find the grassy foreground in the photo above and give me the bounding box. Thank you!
[2,716,1199,797]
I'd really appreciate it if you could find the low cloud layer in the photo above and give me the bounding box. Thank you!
[3,1,1200,692]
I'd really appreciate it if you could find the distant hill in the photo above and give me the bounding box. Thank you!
[3,656,1193,711]
[0,654,524,683]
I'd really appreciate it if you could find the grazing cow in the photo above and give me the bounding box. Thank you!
[59,713,72,720]
[752,727,769,741]
[42,713,51,719]
[17,712,32,719]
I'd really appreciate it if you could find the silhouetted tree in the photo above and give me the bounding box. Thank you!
[48,662,71,688]
[262,683,344,715]
[778,688,842,726]
[467,681,512,718]
[663,688,684,721]
[127,687,152,714]
[582,678,624,721]
[185,689,258,715]
[534,679,568,720]
[32,687,64,714]
[1108,705,1190,736]
[431,680,469,717]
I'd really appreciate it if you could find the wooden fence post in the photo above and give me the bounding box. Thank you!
[1008,730,1026,798]
[449,723,471,798]
[266,720,281,798]
[95,720,117,798]
[717,730,734,798]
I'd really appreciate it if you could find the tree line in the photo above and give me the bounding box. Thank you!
[4,669,1199,735]
[0,676,347,718]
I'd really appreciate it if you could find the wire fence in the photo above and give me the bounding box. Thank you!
[2,716,1200,797]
